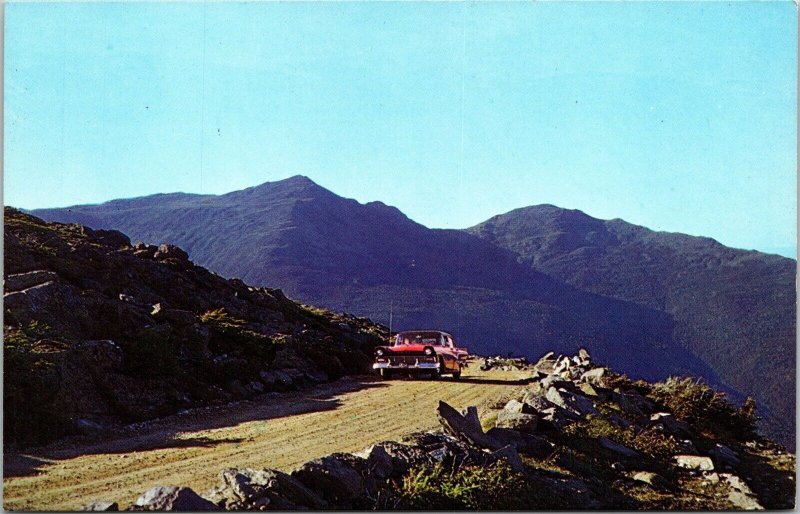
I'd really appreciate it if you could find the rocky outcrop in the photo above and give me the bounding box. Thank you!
[132,487,217,511]
[4,209,388,448]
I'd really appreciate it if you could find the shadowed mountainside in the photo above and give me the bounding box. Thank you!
[467,205,796,448]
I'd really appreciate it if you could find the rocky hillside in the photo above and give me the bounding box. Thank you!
[88,350,795,511]
[467,205,796,449]
[4,208,387,448]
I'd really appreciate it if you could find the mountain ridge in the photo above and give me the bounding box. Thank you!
[29,175,796,448]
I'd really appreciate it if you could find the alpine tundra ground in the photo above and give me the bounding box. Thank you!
[4,367,529,511]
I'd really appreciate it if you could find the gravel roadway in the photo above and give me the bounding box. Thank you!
[3,367,529,511]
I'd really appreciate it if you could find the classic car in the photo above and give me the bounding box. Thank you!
[372,330,468,379]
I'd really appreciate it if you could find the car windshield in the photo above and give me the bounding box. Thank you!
[394,332,445,346]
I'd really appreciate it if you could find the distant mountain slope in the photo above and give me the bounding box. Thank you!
[467,205,796,448]
[31,177,714,386]
[31,176,794,447]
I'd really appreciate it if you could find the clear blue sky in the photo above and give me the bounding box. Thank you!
[5,1,797,256]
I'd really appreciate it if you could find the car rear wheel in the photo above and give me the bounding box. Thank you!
[452,369,461,379]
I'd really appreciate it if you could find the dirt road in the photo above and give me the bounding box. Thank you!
[4,368,529,511]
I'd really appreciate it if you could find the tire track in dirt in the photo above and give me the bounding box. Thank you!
[4,368,528,511]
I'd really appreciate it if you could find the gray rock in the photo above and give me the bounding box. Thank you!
[599,437,639,458]
[355,444,394,479]
[153,244,189,261]
[213,467,325,510]
[631,471,669,489]
[488,445,525,472]
[486,428,554,458]
[503,399,536,415]
[674,455,715,471]
[545,387,598,417]
[82,501,118,511]
[553,356,572,374]
[719,474,763,510]
[540,375,576,391]
[676,439,698,454]
[578,348,591,362]
[495,410,538,432]
[4,270,59,292]
[436,401,503,450]
[538,406,578,430]
[712,443,741,468]
[134,486,217,511]
[580,367,607,385]
[461,406,482,428]
[649,412,689,436]
[503,399,525,413]
[369,441,429,474]
[291,454,365,502]
[612,390,652,416]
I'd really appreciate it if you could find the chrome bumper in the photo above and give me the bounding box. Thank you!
[373,361,440,370]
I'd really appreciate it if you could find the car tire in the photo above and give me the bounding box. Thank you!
[379,369,393,380]
[452,370,461,379]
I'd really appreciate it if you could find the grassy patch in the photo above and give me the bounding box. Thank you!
[385,462,528,510]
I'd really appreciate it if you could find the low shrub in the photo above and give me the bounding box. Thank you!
[564,415,680,462]
[389,462,528,510]
[648,377,758,442]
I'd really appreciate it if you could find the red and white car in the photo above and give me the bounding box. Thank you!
[373,330,468,379]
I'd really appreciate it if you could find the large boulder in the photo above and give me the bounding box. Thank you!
[406,431,486,467]
[291,454,365,502]
[133,486,217,511]
[366,441,429,475]
[354,444,394,479]
[545,387,598,417]
[210,468,325,510]
[436,401,503,450]
[674,455,715,471]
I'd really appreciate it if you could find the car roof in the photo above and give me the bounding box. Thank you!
[396,330,453,337]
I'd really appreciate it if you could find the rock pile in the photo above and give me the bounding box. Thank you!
[479,356,531,372]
